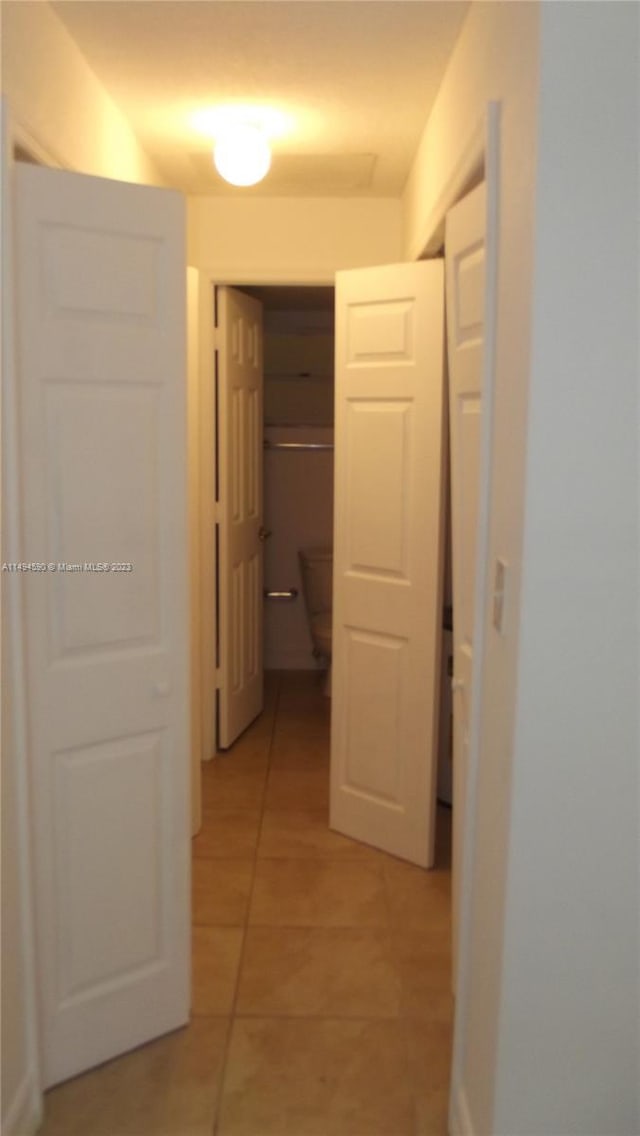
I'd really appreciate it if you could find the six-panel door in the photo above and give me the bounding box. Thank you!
[331,261,446,867]
[14,164,190,1087]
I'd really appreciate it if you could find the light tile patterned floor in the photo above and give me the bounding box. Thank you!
[39,670,453,1136]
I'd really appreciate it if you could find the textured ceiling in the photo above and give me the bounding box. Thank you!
[50,0,469,197]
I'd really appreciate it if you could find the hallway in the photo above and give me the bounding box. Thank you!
[39,670,453,1136]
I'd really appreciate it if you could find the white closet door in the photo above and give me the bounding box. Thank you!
[331,261,446,866]
[14,164,190,1087]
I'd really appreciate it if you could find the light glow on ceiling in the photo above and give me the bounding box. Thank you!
[190,104,292,141]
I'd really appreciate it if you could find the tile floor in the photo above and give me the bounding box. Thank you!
[39,670,453,1136]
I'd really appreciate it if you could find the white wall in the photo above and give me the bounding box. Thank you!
[264,308,334,426]
[1,0,163,184]
[188,196,402,282]
[494,5,639,1133]
[404,2,639,1132]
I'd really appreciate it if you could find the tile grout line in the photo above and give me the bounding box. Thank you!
[210,670,283,1136]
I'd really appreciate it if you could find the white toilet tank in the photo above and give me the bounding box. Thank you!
[298,547,333,615]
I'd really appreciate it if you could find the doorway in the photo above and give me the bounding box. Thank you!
[244,284,335,681]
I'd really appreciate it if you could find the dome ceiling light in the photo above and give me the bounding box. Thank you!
[191,106,293,189]
[213,121,271,187]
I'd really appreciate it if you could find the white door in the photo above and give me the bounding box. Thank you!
[216,287,264,748]
[13,164,190,1088]
[331,261,446,867]
[445,182,486,973]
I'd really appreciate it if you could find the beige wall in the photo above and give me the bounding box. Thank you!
[405,2,639,1133]
[1,0,163,184]
[187,196,402,282]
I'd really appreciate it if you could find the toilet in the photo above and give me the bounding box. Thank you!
[298,547,333,694]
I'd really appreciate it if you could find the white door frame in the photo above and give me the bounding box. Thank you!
[411,104,501,1131]
[197,272,335,762]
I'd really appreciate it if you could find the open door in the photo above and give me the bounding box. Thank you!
[216,286,264,748]
[331,261,446,867]
[444,182,487,974]
[13,164,190,1086]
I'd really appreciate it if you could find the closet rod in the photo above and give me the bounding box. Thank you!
[263,440,334,452]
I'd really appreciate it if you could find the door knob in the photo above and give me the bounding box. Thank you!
[258,526,272,542]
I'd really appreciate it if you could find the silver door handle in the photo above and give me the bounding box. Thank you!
[258,526,272,542]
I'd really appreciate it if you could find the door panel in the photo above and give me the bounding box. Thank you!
[217,287,264,748]
[344,629,406,801]
[14,164,189,1087]
[445,182,486,977]
[55,732,165,994]
[331,261,446,867]
[46,388,160,651]
[346,401,411,576]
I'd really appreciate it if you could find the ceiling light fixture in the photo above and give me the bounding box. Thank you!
[213,122,271,187]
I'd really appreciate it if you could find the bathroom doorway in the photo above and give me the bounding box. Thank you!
[243,285,335,685]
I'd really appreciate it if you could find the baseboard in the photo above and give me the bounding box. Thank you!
[2,1068,42,1136]
[450,1084,475,1136]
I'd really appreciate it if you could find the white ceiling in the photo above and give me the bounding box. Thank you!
[50,0,469,197]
